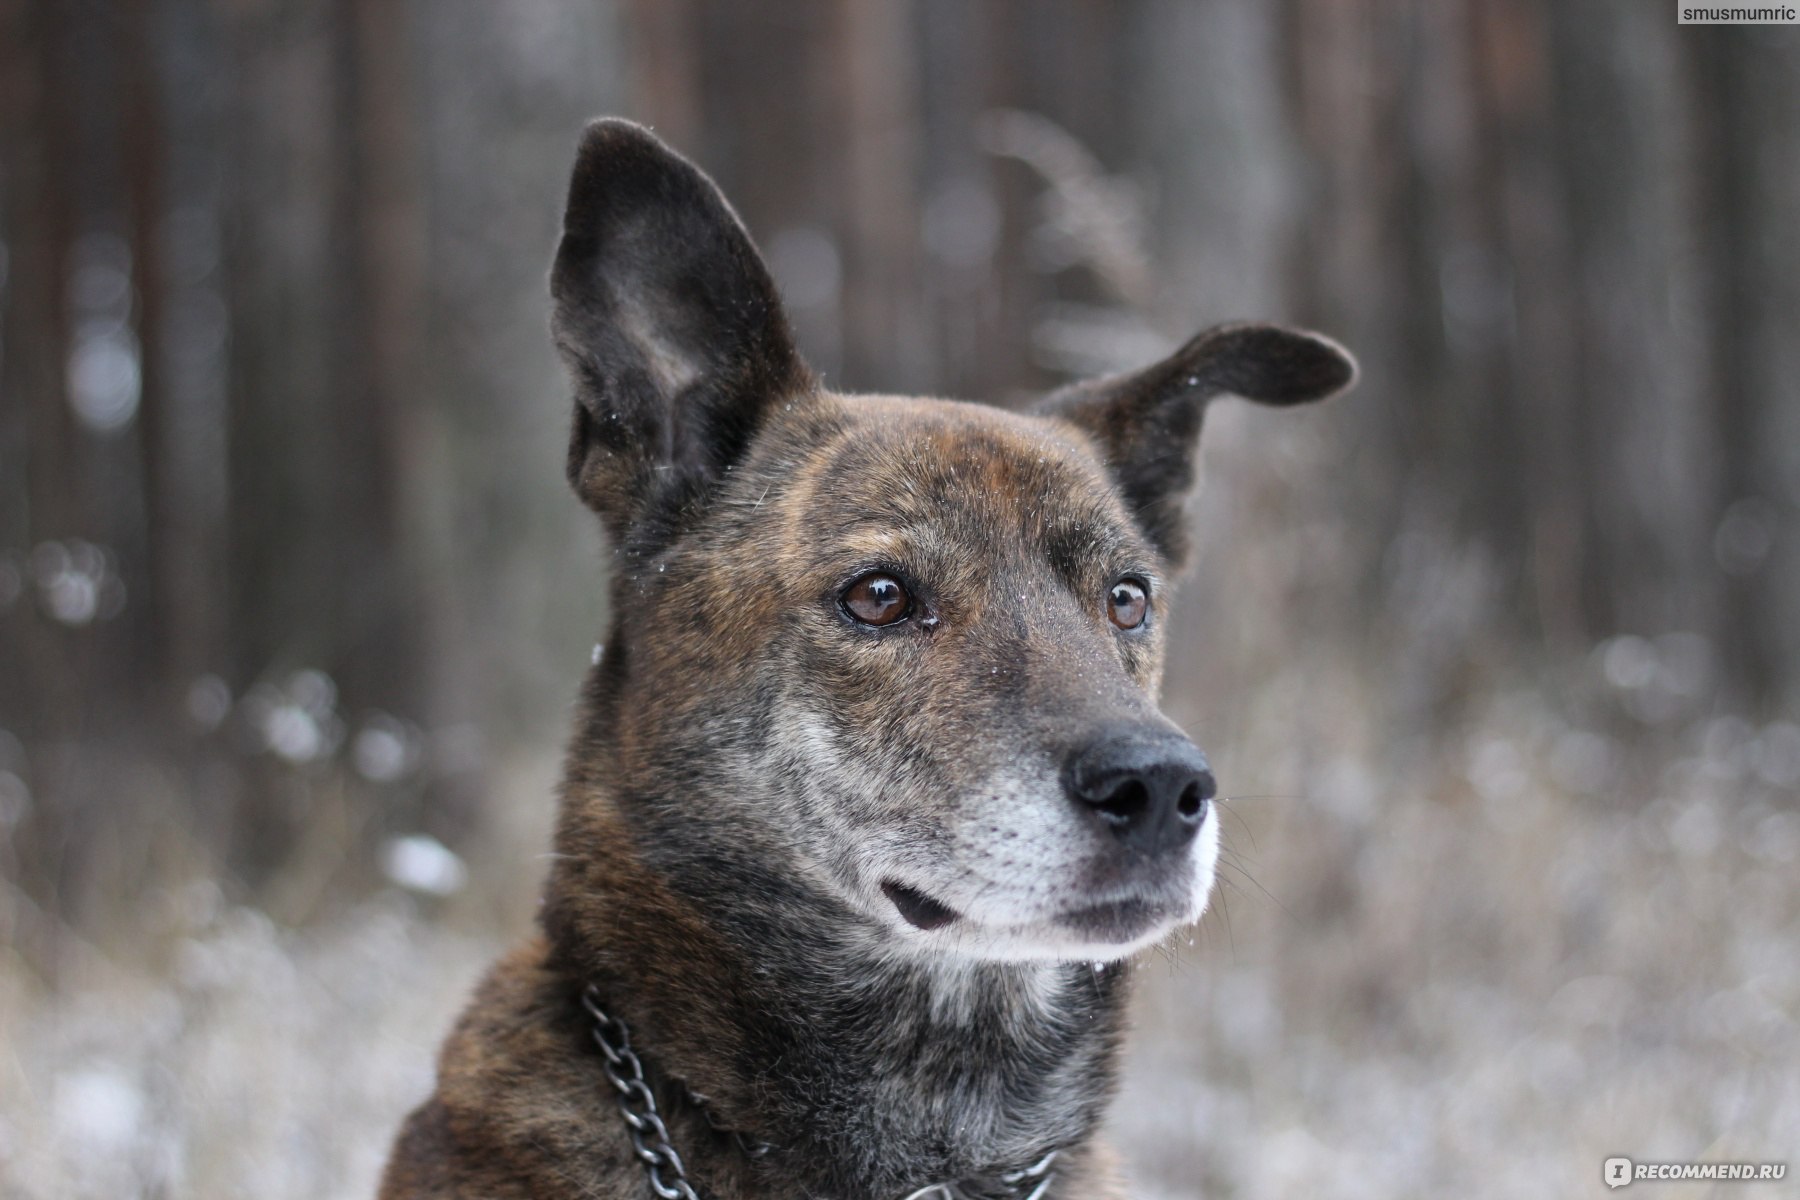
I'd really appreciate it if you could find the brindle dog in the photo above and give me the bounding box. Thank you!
[380,119,1355,1200]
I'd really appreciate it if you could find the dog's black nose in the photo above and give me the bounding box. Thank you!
[1067,733,1214,856]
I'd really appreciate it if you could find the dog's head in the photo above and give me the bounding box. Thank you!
[552,120,1353,964]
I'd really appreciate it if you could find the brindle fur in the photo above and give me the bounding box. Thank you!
[380,119,1354,1200]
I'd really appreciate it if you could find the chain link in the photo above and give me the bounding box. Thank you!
[583,984,1058,1200]
[998,1151,1060,1200]
[583,985,703,1200]
[900,1147,1058,1200]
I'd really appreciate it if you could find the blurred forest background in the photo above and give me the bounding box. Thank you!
[2,3,1797,1198]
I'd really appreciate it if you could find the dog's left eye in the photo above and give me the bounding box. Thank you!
[1107,578,1149,630]
[842,572,912,627]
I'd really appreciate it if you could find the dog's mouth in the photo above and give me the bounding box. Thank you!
[881,877,1174,946]
[881,880,960,931]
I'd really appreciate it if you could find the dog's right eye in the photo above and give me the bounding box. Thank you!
[841,572,912,627]
[1107,578,1150,630]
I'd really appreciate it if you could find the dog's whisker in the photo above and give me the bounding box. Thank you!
[1214,858,1298,925]
[1208,877,1240,960]
[1217,844,1264,871]
[1215,793,1310,802]
[1149,939,1177,971]
[1213,802,1260,849]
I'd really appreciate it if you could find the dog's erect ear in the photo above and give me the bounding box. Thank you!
[551,119,812,539]
[1035,323,1356,567]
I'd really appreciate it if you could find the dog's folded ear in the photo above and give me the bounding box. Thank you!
[551,118,812,540]
[1035,323,1356,567]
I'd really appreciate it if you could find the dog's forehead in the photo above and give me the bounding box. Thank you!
[803,394,1129,530]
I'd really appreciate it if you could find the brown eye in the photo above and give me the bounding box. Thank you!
[1107,578,1149,630]
[842,572,912,627]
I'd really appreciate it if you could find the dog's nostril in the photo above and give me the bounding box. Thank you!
[1178,770,1217,822]
[1095,778,1150,826]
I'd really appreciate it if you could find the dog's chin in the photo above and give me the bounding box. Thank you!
[876,877,1209,964]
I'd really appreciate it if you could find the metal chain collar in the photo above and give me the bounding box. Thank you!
[584,985,702,1200]
[581,985,1059,1200]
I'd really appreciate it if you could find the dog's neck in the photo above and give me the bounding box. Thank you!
[542,791,1129,1200]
